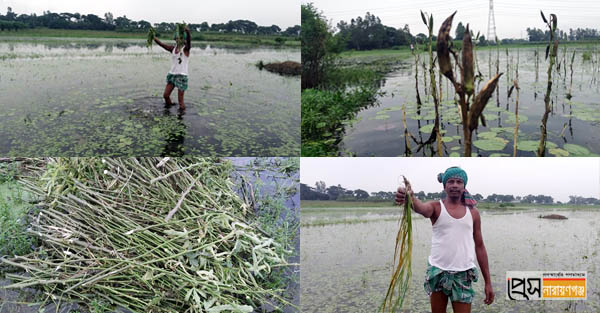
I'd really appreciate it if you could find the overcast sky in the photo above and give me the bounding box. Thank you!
[300,158,600,202]
[304,0,600,39]
[1,0,299,28]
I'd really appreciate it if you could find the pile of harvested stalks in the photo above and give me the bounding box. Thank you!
[382,176,414,313]
[1,158,293,313]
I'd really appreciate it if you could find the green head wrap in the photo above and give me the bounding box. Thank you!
[438,166,468,187]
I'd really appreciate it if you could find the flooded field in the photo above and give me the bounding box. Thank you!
[340,46,600,156]
[0,37,300,156]
[301,207,600,312]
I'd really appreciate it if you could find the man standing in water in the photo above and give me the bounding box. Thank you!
[153,25,191,110]
[395,167,494,313]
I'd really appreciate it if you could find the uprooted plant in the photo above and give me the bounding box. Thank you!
[381,176,414,313]
[537,11,558,157]
[436,12,503,156]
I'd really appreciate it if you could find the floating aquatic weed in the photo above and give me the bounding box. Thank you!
[562,143,591,156]
[381,176,413,313]
[473,137,507,151]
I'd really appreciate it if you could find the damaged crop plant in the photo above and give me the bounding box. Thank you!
[435,12,503,157]
[0,158,297,313]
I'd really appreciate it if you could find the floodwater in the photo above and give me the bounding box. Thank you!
[340,46,600,156]
[0,37,300,156]
[301,207,600,312]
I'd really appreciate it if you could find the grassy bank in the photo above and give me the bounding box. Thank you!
[0,27,300,47]
[302,200,395,208]
[302,200,600,210]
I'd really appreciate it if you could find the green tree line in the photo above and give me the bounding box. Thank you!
[301,182,600,205]
[0,7,300,36]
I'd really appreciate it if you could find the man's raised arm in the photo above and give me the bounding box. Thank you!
[395,187,436,218]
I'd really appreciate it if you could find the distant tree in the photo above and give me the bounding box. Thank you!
[478,34,487,45]
[314,181,326,193]
[455,22,466,40]
[283,25,301,36]
[104,12,114,25]
[415,33,427,44]
[301,3,334,89]
[353,189,369,199]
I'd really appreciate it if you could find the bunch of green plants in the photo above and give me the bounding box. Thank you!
[176,22,187,50]
[382,176,414,312]
[0,201,38,257]
[1,158,294,313]
[146,26,156,49]
[301,87,378,156]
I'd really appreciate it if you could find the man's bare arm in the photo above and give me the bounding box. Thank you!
[154,37,174,53]
[472,208,494,305]
[395,187,436,218]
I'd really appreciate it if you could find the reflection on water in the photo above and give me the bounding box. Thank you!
[0,38,300,156]
[301,208,600,312]
[341,47,600,156]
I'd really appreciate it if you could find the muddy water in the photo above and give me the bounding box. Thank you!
[301,208,600,312]
[340,47,600,157]
[0,38,300,156]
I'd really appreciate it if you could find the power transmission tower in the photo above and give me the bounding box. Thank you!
[487,0,497,43]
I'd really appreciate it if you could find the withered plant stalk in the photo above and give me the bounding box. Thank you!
[537,11,558,157]
[435,12,502,156]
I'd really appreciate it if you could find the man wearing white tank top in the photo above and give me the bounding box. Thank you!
[153,25,191,110]
[395,167,493,313]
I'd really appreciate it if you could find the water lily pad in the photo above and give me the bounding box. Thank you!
[491,127,515,133]
[516,140,540,152]
[549,148,569,157]
[477,131,498,139]
[451,146,461,151]
[442,137,454,143]
[489,153,510,157]
[420,124,434,133]
[449,152,460,157]
[563,143,591,156]
[483,113,499,121]
[504,114,529,124]
[473,138,507,151]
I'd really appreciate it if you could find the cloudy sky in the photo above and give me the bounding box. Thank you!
[1,0,299,28]
[300,158,600,202]
[305,0,600,39]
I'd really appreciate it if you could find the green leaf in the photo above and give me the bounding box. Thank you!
[477,131,498,139]
[419,124,434,133]
[516,140,540,152]
[563,144,591,156]
[473,138,507,151]
[549,148,569,157]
